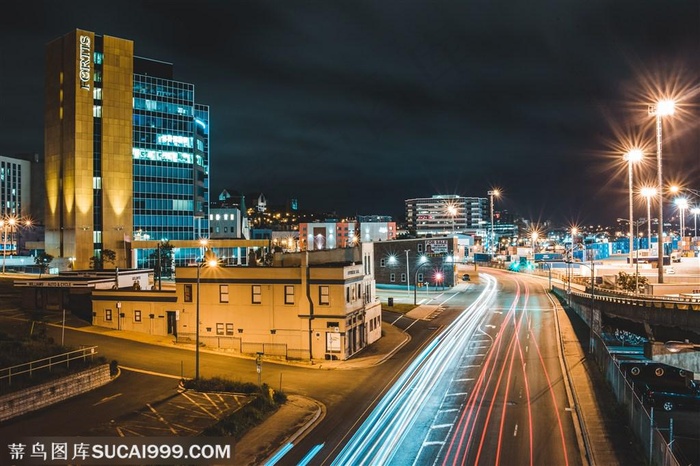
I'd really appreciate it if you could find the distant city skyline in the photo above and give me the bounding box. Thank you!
[1,1,698,225]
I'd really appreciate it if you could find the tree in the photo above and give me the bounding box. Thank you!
[149,240,174,278]
[90,249,117,270]
[616,271,648,292]
[34,252,54,277]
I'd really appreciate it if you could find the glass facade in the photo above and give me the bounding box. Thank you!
[132,63,209,266]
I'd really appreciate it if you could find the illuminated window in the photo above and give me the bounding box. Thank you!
[219,285,229,303]
[105,309,112,321]
[284,285,294,305]
[134,310,142,322]
[184,284,192,302]
[93,105,102,118]
[216,323,224,335]
[226,323,234,336]
[252,285,261,304]
[319,286,329,305]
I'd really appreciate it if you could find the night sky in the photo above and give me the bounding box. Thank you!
[1,1,698,225]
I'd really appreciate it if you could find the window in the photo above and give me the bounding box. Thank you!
[219,285,229,303]
[216,323,224,335]
[184,284,192,302]
[285,285,294,304]
[380,258,386,267]
[417,273,424,282]
[252,285,262,304]
[226,323,234,335]
[105,309,112,321]
[390,273,395,283]
[417,244,423,253]
[319,286,330,305]
[134,310,142,322]
[346,287,350,303]
[401,273,406,283]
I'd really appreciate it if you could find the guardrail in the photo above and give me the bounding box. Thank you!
[0,346,98,386]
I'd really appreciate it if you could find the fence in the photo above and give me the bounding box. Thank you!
[591,334,680,466]
[0,346,98,386]
[549,283,681,466]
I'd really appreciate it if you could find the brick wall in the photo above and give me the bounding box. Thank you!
[0,364,112,422]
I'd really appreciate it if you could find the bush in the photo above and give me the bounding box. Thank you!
[183,378,287,439]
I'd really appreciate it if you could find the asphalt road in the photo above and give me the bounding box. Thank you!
[0,369,180,439]
[293,270,582,465]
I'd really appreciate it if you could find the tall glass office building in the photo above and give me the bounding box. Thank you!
[45,29,208,269]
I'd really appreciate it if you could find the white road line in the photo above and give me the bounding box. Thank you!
[431,424,452,430]
[423,441,445,446]
[445,392,469,397]
[513,424,518,437]
[120,366,183,380]
[438,408,459,413]
[93,393,122,406]
[454,378,474,382]
[146,403,179,435]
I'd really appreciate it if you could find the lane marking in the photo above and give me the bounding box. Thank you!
[513,424,518,437]
[431,424,452,429]
[93,393,122,406]
[120,366,182,380]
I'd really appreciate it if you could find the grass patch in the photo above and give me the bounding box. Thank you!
[0,320,108,395]
[185,377,287,439]
[382,302,416,314]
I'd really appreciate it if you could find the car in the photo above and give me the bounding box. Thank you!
[642,380,700,412]
[462,274,470,281]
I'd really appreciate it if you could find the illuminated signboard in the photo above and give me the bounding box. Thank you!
[78,35,91,91]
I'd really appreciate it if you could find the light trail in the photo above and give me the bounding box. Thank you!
[331,274,500,466]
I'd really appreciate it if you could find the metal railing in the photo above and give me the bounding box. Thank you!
[591,334,680,466]
[0,346,98,386]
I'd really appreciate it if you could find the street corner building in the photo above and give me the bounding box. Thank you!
[90,244,382,362]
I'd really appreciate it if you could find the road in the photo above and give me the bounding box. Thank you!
[1,271,582,465]
[305,270,582,466]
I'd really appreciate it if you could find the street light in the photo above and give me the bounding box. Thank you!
[0,216,31,274]
[649,99,675,283]
[624,149,643,266]
[488,189,500,255]
[691,207,700,239]
[195,257,218,380]
[641,187,657,250]
[446,205,457,235]
[530,231,539,258]
[413,258,432,305]
[664,340,700,353]
[674,197,689,238]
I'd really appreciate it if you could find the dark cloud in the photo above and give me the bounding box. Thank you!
[1,0,698,224]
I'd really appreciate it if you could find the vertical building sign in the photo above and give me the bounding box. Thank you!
[78,35,91,91]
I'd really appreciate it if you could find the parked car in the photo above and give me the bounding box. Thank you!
[642,380,700,412]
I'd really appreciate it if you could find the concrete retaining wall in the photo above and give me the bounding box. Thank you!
[0,364,112,422]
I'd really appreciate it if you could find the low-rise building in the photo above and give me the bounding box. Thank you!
[89,244,381,361]
[373,237,458,289]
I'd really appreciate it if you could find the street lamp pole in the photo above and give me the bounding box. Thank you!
[649,99,675,283]
[625,149,642,267]
[196,262,202,380]
[404,249,411,297]
[641,187,656,250]
[413,260,431,305]
[675,197,688,240]
[487,190,499,255]
[692,207,700,239]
